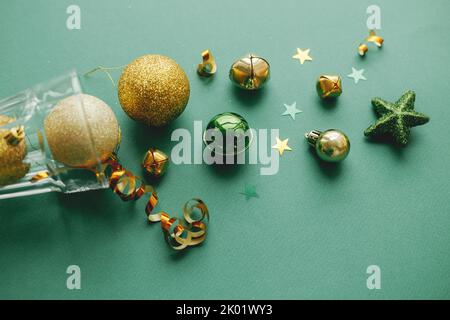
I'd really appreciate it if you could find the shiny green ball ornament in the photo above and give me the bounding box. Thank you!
[305,129,350,162]
[203,112,252,156]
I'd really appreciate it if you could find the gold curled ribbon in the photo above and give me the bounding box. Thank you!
[30,171,50,182]
[4,126,25,146]
[105,153,156,202]
[105,154,209,250]
[158,199,209,250]
[197,49,217,77]
[358,30,384,56]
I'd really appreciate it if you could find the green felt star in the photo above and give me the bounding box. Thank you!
[364,90,430,145]
[239,184,259,200]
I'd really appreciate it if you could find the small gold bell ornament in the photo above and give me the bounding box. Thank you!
[229,54,270,90]
[142,148,169,178]
[316,75,342,99]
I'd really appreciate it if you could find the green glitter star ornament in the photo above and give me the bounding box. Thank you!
[364,90,430,146]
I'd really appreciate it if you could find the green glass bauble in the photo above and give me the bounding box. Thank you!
[203,112,252,156]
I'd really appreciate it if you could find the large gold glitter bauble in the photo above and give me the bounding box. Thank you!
[44,94,120,168]
[118,54,190,127]
[0,115,29,185]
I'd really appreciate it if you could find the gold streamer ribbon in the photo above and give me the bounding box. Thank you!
[197,49,217,77]
[105,154,209,250]
[29,152,208,250]
[4,126,25,146]
[30,171,50,182]
[159,199,209,250]
[358,30,384,56]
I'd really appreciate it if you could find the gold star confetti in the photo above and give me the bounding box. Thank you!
[272,137,292,156]
[292,48,313,64]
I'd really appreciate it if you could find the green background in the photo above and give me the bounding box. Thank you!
[0,0,449,299]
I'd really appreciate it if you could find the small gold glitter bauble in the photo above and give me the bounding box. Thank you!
[118,54,190,127]
[0,115,30,185]
[44,94,120,168]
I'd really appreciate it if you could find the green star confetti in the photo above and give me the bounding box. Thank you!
[282,102,302,120]
[347,67,366,84]
[364,90,430,146]
[239,184,259,200]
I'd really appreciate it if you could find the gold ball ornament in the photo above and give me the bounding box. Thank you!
[44,94,120,168]
[305,129,350,162]
[0,115,30,185]
[118,54,190,127]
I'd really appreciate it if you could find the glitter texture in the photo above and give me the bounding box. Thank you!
[44,94,120,168]
[0,115,29,185]
[118,54,190,127]
[364,90,430,145]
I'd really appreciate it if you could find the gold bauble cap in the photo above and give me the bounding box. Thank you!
[118,54,190,127]
[44,94,120,168]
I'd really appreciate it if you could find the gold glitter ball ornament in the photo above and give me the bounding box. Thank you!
[229,54,270,90]
[316,75,342,99]
[44,94,120,168]
[0,115,30,185]
[118,54,190,127]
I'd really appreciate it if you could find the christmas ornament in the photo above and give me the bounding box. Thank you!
[358,30,384,56]
[106,154,209,250]
[118,54,190,127]
[316,75,342,99]
[347,67,367,84]
[364,90,430,145]
[282,102,302,120]
[4,125,25,146]
[272,137,292,156]
[197,49,217,77]
[239,183,259,200]
[0,115,29,185]
[292,48,313,64]
[305,129,350,162]
[44,94,120,168]
[203,112,252,156]
[142,148,169,178]
[229,54,270,90]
